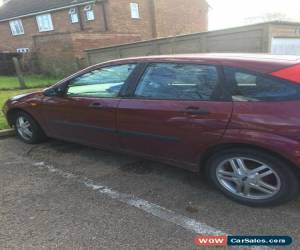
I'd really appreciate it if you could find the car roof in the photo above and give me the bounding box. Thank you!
[105,53,300,74]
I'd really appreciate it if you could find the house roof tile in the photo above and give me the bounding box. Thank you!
[0,0,96,21]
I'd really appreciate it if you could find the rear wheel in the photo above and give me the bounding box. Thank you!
[14,111,46,144]
[206,148,299,206]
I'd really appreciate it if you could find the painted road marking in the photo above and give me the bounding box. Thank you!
[4,161,23,165]
[32,162,269,250]
[33,161,224,235]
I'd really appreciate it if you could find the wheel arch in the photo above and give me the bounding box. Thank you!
[6,108,30,126]
[6,108,43,131]
[200,143,300,176]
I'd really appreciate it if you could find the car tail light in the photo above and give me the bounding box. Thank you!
[271,64,300,84]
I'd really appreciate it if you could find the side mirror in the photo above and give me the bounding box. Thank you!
[43,87,64,97]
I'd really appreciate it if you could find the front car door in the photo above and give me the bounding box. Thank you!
[42,63,137,149]
[117,62,233,170]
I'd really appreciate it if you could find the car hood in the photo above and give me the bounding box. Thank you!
[9,91,44,102]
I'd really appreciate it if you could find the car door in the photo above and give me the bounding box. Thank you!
[42,63,137,149]
[117,62,233,166]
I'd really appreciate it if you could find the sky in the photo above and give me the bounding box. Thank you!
[208,0,300,30]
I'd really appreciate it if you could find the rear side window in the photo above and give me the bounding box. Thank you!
[224,67,300,101]
[134,63,220,101]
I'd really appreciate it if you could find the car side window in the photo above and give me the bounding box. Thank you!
[134,63,220,100]
[66,64,136,98]
[224,67,300,101]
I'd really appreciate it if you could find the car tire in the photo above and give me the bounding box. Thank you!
[14,111,47,144]
[206,148,299,207]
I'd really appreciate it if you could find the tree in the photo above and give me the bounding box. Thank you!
[12,57,27,89]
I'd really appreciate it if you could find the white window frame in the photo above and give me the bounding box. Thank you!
[130,3,140,19]
[9,19,24,36]
[84,5,95,21]
[36,13,54,32]
[69,8,79,23]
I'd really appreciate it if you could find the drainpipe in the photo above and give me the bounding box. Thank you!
[101,1,108,31]
[76,6,84,31]
[149,0,157,38]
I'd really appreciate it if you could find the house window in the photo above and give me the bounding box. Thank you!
[84,5,95,21]
[9,19,24,36]
[36,13,54,32]
[69,8,79,23]
[130,3,140,19]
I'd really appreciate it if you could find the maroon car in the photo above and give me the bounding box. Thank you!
[3,54,300,206]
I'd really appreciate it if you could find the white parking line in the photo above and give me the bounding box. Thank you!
[32,162,269,250]
[4,161,23,165]
[33,161,225,235]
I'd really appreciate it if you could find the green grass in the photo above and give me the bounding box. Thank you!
[0,75,59,90]
[0,88,41,130]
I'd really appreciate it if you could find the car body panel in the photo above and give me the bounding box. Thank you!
[4,92,47,129]
[223,101,300,167]
[117,99,233,165]
[41,96,121,149]
[222,128,300,168]
[229,101,300,142]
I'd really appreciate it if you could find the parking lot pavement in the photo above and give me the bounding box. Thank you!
[1,137,300,250]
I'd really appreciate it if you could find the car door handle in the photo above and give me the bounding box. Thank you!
[89,102,108,109]
[181,107,211,115]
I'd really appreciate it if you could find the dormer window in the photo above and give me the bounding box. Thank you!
[69,8,79,23]
[84,5,95,21]
[9,19,24,36]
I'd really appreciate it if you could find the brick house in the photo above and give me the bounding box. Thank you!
[0,0,208,75]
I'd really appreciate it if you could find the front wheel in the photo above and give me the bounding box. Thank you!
[14,111,47,144]
[206,148,299,207]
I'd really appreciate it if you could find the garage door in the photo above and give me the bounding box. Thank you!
[271,38,300,55]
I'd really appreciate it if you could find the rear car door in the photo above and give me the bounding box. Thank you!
[42,64,137,149]
[117,62,233,167]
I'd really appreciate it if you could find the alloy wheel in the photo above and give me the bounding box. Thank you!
[216,157,281,200]
[16,116,33,141]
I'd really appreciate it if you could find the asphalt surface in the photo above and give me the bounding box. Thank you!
[0,137,300,250]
